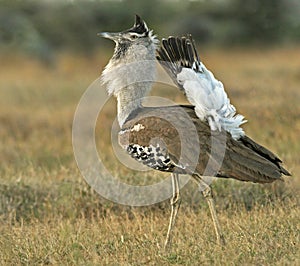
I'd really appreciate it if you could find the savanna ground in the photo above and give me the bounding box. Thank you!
[0,46,299,265]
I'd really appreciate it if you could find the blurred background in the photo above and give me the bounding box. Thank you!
[1,0,300,62]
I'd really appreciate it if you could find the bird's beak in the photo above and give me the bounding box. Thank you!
[98,32,121,41]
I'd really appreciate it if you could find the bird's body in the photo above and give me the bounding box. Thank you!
[120,105,288,183]
[100,15,290,249]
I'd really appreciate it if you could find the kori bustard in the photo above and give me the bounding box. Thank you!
[100,15,290,249]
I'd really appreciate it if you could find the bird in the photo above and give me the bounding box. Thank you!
[100,15,291,249]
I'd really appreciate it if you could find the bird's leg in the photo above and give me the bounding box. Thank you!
[164,173,181,250]
[199,179,225,246]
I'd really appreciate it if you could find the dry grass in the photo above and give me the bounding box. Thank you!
[0,47,299,265]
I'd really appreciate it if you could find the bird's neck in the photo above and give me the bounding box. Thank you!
[116,83,151,125]
[102,43,157,126]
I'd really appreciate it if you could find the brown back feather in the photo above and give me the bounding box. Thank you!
[121,106,290,183]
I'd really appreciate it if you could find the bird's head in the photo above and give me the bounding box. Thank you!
[99,15,158,61]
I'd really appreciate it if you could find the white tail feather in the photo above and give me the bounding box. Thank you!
[177,62,246,139]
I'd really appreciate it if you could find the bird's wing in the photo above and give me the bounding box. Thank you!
[120,106,290,183]
[156,36,246,140]
[119,106,218,175]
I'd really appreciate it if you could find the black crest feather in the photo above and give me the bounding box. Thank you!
[128,14,149,35]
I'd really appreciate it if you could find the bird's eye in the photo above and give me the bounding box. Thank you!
[131,34,138,39]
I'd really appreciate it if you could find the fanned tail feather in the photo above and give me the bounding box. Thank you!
[157,35,247,140]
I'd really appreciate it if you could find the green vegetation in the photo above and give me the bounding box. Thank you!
[0,46,299,264]
[1,0,300,61]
